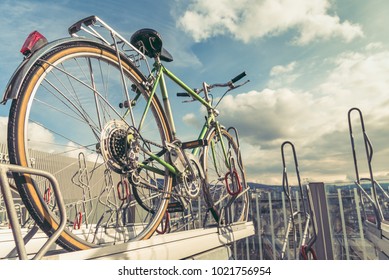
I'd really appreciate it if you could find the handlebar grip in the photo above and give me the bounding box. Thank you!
[177,92,190,97]
[231,71,246,83]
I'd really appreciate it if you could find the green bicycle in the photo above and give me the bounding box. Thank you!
[2,16,250,251]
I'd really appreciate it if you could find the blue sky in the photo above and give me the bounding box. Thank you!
[1,0,389,185]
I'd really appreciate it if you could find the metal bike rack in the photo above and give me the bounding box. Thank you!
[218,127,249,226]
[348,108,384,227]
[280,141,318,259]
[0,161,255,260]
[348,108,389,258]
[0,163,67,260]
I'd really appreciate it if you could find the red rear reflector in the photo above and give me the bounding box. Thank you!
[20,31,48,56]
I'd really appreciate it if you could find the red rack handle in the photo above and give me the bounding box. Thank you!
[44,187,51,203]
[73,212,83,230]
[300,245,317,260]
[225,169,243,195]
[156,212,170,234]
[117,180,130,201]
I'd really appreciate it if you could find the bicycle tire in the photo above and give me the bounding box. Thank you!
[7,40,173,251]
[202,127,249,225]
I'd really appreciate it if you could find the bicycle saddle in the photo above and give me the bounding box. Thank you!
[130,28,173,62]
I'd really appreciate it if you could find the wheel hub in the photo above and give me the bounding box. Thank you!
[100,120,138,173]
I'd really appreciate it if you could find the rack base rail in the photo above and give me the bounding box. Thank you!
[0,163,254,260]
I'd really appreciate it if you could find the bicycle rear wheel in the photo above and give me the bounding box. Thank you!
[7,41,173,251]
[202,127,249,225]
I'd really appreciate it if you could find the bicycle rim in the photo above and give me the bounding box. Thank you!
[202,128,249,225]
[7,42,173,251]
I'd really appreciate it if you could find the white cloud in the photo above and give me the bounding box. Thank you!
[269,62,299,88]
[1,116,79,155]
[213,46,389,184]
[0,117,8,144]
[270,62,297,76]
[365,42,384,51]
[1,116,100,163]
[217,88,315,146]
[177,0,363,44]
[27,122,56,152]
[319,50,389,115]
[64,141,102,163]
[295,13,363,45]
[183,112,202,128]
[0,116,61,153]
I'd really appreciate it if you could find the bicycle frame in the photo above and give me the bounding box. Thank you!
[133,58,230,178]
[1,15,249,251]
[2,14,234,186]
[3,14,231,181]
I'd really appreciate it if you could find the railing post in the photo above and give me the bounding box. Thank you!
[308,182,334,259]
[0,163,67,260]
[0,166,28,259]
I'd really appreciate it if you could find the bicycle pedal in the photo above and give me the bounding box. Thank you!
[167,201,184,213]
[181,139,208,149]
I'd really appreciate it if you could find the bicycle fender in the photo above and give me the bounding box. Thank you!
[1,37,103,104]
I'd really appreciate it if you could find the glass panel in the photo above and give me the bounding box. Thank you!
[325,183,378,259]
[233,182,382,260]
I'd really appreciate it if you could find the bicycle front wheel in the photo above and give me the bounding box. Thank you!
[202,127,249,225]
[7,41,173,251]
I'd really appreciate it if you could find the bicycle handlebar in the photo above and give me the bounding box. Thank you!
[176,71,247,97]
[177,92,190,97]
[231,71,246,83]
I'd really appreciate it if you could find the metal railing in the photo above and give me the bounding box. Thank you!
[0,163,67,259]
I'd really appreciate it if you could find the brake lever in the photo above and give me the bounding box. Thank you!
[214,79,250,108]
[229,79,250,91]
[182,98,197,103]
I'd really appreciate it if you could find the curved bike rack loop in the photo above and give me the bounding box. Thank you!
[280,141,317,260]
[348,107,384,228]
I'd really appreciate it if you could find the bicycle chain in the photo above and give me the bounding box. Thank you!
[133,177,194,201]
[142,137,164,149]
[131,135,203,201]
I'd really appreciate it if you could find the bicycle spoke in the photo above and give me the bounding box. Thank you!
[42,77,101,140]
[8,43,173,250]
[38,58,131,126]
